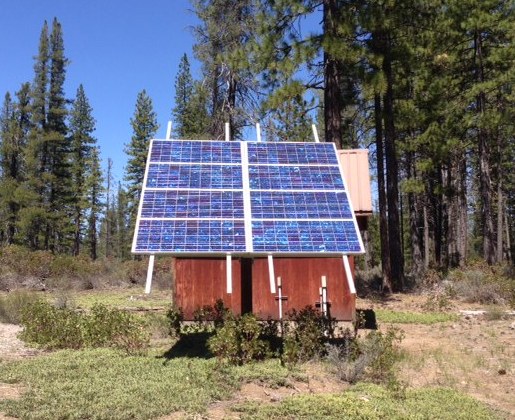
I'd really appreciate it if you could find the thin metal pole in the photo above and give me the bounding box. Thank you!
[256,122,262,142]
[226,254,233,294]
[166,121,172,140]
[144,255,155,294]
[312,124,320,143]
[225,122,230,141]
[268,254,276,294]
[277,276,283,321]
[321,276,327,316]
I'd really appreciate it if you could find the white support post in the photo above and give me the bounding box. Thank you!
[321,275,328,317]
[166,121,172,140]
[277,276,283,320]
[256,122,262,142]
[311,124,320,143]
[268,254,276,294]
[144,254,155,294]
[225,122,230,141]
[343,255,356,295]
[226,254,233,294]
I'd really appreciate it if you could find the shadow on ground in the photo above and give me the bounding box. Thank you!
[161,332,214,359]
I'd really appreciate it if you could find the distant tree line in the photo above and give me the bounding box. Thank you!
[0,19,106,259]
[1,2,513,293]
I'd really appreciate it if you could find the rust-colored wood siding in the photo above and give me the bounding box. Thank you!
[252,257,355,320]
[174,258,242,319]
[174,257,356,321]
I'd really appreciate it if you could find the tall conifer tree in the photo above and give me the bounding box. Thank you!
[69,84,98,256]
[125,90,158,231]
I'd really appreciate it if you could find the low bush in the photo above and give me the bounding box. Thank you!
[166,304,184,338]
[19,301,149,354]
[0,245,175,291]
[0,290,42,324]
[325,327,404,385]
[184,299,230,333]
[445,262,514,307]
[282,306,335,366]
[208,312,271,365]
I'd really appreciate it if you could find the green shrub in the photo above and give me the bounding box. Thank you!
[0,290,42,324]
[282,306,335,366]
[185,299,230,334]
[422,290,453,311]
[166,304,184,337]
[20,300,85,349]
[326,327,404,386]
[19,301,149,354]
[208,312,270,365]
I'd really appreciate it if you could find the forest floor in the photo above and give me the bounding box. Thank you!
[0,292,513,419]
[357,294,515,416]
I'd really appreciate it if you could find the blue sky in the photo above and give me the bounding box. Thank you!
[0,0,201,183]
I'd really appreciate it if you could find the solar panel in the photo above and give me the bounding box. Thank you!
[132,139,364,256]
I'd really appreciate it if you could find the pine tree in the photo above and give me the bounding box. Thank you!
[0,84,32,245]
[192,0,258,138]
[21,21,50,249]
[46,17,71,253]
[0,92,16,243]
[125,90,158,231]
[20,18,71,252]
[69,84,98,256]
[265,88,313,142]
[255,0,361,148]
[172,54,195,138]
[85,146,103,260]
[115,183,130,260]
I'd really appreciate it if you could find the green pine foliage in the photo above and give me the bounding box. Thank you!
[124,90,158,233]
[69,84,101,257]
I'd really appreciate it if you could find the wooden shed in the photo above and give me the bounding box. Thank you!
[173,149,372,321]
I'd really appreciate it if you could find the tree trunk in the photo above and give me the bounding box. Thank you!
[497,183,503,263]
[407,151,423,274]
[323,0,344,149]
[423,204,430,269]
[374,94,392,293]
[458,155,468,266]
[475,31,496,264]
[382,32,404,291]
[227,71,237,138]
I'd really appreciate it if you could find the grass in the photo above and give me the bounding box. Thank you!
[233,382,502,419]
[0,348,235,419]
[375,309,458,324]
[0,348,505,420]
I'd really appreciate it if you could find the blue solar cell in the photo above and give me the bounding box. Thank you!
[248,165,344,190]
[150,140,241,163]
[133,139,364,255]
[135,219,246,252]
[141,190,244,219]
[146,164,243,189]
[247,142,338,165]
[251,191,352,219]
[252,220,361,253]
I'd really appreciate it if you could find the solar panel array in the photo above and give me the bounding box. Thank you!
[132,140,364,255]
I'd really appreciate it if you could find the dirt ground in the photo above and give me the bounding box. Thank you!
[1,294,514,419]
[358,294,515,416]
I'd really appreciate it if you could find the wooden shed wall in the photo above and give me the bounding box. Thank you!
[174,258,243,317]
[174,256,356,321]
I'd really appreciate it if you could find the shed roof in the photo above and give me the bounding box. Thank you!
[338,149,373,215]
